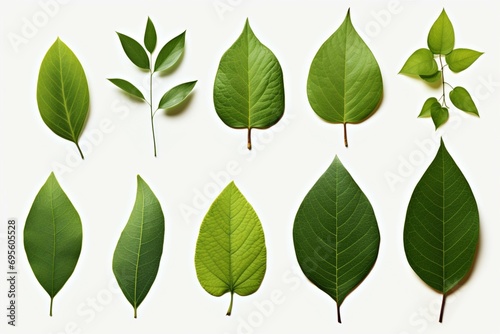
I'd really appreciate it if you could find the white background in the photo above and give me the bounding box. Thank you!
[1,0,499,333]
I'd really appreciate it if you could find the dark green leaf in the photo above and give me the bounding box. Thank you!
[37,38,89,159]
[117,32,150,70]
[158,80,197,109]
[404,139,479,322]
[154,31,186,72]
[419,97,439,118]
[293,156,380,323]
[108,78,145,100]
[427,9,455,55]
[430,102,449,129]
[195,182,266,316]
[446,48,483,73]
[449,86,479,116]
[420,71,441,83]
[400,49,438,76]
[307,10,383,147]
[113,175,165,318]
[24,172,83,316]
[144,17,157,53]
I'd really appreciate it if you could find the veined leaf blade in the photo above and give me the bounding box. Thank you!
[449,86,479,116]
[158,80,197,109]
[400,48,438,76]
[117,32,150,69]
[446,48,483,73]
[154,31,186,72]
[144,17,157,53]
[427,9,455,55]
[108,78,145,100]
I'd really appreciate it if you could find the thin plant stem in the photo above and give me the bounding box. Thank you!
[337,303,342,323]
[226,292,234,316]
[439,294,446,323]
[149,54,157,157]
[343,122,348,148]
[439,55,449,108]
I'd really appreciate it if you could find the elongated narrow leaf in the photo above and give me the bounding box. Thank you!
[113,175,165,318]
[293,156,380,323]
[158,80,197,109]
[195,182,266,316]
[419,97,439,118]
[400,48,438,76]
[307,10,383,148]
[449,86,479,116]
[430,103,449,129]
[144,17,157,53]
[154,31,186,72]
[108,78,145,100]
[446,48,483,73]
[37,38,89,159]
[24,172,83,316]
[213,19,285,150]
[117,33,150,70]
[427,9,454,55]
[404,139,479,322]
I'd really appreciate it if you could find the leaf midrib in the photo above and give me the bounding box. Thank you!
[50,178,56,298]
[133,185,146,310]
[57,43,78,143]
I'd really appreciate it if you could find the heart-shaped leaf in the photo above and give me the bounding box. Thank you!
[154,31,186,72]
[449,86,479,116]
[400,48,438,76]
[117,32,150,70]
[108,78,145,100]
[293,156,380,323]
[307,10,383,147]
[427,9,455,55]
[144,17,157,53]
[420,71,441,83]
[404,139,479,322]
[195,182,266,316]
[430,102,449,129]
[419,97,439,118]
[446,48,483,73]
[24,172,83,316]
[158,80,197,109]
[37,38,89,159]
[213,19,285,150]
[113,175,165,318]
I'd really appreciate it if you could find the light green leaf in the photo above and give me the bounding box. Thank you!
[419,97,439,118]
[404,139,479,322]
[108,78,145,100]
[400,48,438,76]
[113,175,165,318]
[144,17,157,53]
[446,48,483,73]
[293,156,380,323]
[214,19,285,150]
[427,9,455,55]
[430,102,449,129]
[449,86,479,116]
[195,182,266,316]
[307,10,383,148]
[154,31,186,72]
[420,71,441,83]
[117,32,150,70]
[24,172,83,317]
[158,80,197,109]
[37,38,89,159]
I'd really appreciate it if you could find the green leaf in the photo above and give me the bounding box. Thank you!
[112,175,165,318]
[108,78,145,100]
[144,17,157,53]
[427,9,455,55]
[419,71,441,83]
[445,48,483,73]
[195,182,266,316]
[449,86,479,116]
[307,10,383,148]
[293,156,380,323]
[214,19,285,150]
[158,80,197,109]
[430,102,449,129]
[404,139,479,322]
[418,97,439,118]
[154,31,186,72]
[24,172,83,317]
[400,49,438,76]
[117,32,150,70]
[36,38,89,159]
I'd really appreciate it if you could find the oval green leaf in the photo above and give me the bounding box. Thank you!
[445,48,483,73]
[37,38,89,159]
[400,48,438,76]
[430,102,449,129]
[427,9,455,55]
[419,97,439,118]
[213,19,285,150]
[108,78,145,100]
[117,32,150,70]
[144,17,157,53]
[293,156,380,323]
[420,70,441,83]
[195,181,266,316]
[24,172,83,317]
[449,86,479,116]
[154,31,186,72]
[307,10,383,148]
[404,139,479,322]
[112,175,165,318]
[158,80,197,110]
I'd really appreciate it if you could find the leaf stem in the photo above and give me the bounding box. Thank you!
[75,142,84,160]
[50,297,53,317]
[343,122,348,148]
[247,128,252,150]
[149,66,157,157]
[337,303,342,323]
[134,306,138,319]
[439,294,446,323]
[226,292,234,316]
[439,55,449,108]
